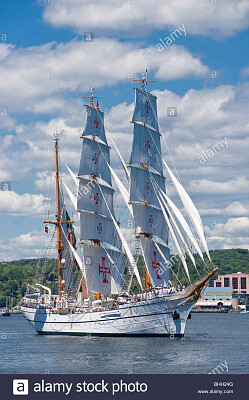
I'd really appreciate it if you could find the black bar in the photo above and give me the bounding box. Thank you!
[1,374,246,400]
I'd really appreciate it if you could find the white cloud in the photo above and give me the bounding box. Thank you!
[0,39,209,113]
[0,230,53,261]
[42,0,249,38]
[208,217,249,236]
[206,217,249,250]
[0,191,49,216]
[199,201,249,217]
[187,177,249,195]
[1,76,249,252]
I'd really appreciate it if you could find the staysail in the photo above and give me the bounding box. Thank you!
[129,87,169,287]
[78,100,125,294]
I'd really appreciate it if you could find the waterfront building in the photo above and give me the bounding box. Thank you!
[214,272,249,294]
[202,287,233,300]
[208,275,218,287]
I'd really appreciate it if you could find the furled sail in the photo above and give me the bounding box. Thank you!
[132,88,158,131]
[78,100,125,294]
[129,86,170,287]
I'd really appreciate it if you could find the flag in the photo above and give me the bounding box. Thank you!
[65,211,78,267]
[45,226,48,233]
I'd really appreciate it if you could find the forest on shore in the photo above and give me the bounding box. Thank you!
[0,248,248,307]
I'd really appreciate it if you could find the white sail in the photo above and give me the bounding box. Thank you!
[96,181,143,290]
[106,131,130,183]
[64,163,79,188]
[84,105,106,143]
[130,123,163,174]
[130,166,165,208]
[133,88,158,131]
[154,189,191,282]
[63,182,77,211]
[80,211,121,249]
[132,203,168,245]
[140,236,169,287]
[66,239,85,277]
[77,101,128,295]
[130,85,170,290]
[107,162,133,218]
[77,177,114,217]
[163,160,211,261]
[159,189,204,261]
[157,190,196,268]
[83,243,124,294]
[78,137,111,185]
[111,217,143,290]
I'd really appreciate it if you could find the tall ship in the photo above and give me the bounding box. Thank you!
[21,75,216,337]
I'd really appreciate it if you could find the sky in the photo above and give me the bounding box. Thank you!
[0,0,249,261]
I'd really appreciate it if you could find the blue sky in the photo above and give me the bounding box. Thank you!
[0,0,249,260]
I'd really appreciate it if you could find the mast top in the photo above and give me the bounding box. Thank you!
[53,131,60,142]
[133,69,154,91]
[83,86,102,108]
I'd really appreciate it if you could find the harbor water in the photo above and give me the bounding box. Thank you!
[0,313,248,374]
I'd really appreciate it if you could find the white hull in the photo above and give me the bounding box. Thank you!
[22,293,196,337]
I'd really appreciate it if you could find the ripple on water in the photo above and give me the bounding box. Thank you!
[0,313,249,374]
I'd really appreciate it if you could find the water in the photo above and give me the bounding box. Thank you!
[0,313,248,374]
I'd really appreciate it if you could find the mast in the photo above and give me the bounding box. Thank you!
[130,71,170,290]
[78,89,125,296]
[54,137,64,296]
[133,71,154,291]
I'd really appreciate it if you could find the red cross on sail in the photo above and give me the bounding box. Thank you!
[149,214,153,227]
[145,140,150,153]
[152,251,162,280]
[99,257,112,283]
[97,222,102,234]
[92,153,98,164]
[146,181,150,195]
[94,192,99,204]
[94,117,99,128]
[145,101,150,114]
